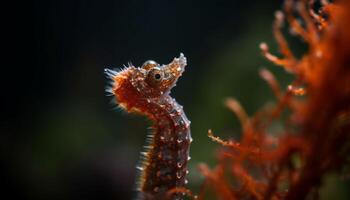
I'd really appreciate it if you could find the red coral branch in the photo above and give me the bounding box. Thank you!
[200,0,350,199]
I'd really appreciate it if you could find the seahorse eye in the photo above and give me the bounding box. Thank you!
[146,68,164,86]
[154,73,161,80]
[142,60,158,70]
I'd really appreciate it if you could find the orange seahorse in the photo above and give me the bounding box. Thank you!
[105,53,192,200]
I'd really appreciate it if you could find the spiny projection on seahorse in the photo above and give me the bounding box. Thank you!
[105,53,192,200]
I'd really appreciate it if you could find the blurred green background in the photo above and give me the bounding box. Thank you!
[2,0,349,199]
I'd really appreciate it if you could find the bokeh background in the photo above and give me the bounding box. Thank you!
[2,0,349,199]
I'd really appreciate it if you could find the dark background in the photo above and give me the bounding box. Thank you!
[2,0,349,199]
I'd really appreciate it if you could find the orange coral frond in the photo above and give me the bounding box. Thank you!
[198,164,237,200]
[259,68,282,100]
[259,43,294,70]
[273,10,295,60]
[208,129,242,150]
[225,98,249,128]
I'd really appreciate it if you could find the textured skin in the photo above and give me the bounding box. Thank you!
[105,54,191,200]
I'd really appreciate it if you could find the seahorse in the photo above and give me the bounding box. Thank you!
[105,53,192,200]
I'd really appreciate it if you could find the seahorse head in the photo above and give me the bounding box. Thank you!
[105,53,187,112]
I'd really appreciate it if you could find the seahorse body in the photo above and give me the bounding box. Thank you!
[105,54,192,200]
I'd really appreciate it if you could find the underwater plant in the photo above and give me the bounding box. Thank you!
[198,0,350,199]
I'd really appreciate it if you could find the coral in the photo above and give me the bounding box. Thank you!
[199,0,350,199]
